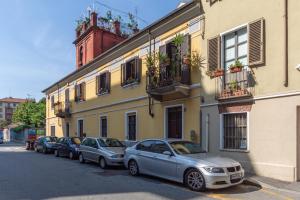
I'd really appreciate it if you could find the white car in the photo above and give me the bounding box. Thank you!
[124,139,244,191]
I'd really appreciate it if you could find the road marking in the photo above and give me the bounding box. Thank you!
[261,188,294,200]
[206,194,242,200]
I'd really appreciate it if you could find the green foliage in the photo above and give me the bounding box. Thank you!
[0,120,10,129]
[230,60,243,69]
[12,100,46,128]
[172,34,185,48]
[12,124,31,133]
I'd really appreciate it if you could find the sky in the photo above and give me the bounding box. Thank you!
[0,0,181,100]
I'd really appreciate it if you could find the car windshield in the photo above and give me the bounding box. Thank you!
[98,138,124,147]
[71,137,81,145]
[44,137,57,142]
[169,141,205,155]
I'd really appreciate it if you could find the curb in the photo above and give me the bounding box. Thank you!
[244,177,300,195]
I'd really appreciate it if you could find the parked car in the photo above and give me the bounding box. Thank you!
[34,136,57,154]
[78,137,125,169]
[0,137,3,144]
[124,139,244,191]
[54,137,82,159]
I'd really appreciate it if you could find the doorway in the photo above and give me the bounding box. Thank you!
[77,119,84,137]
[65,123,70,137]
[166,105,183,139]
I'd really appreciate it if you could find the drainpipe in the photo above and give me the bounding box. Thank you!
[284,0,289,87]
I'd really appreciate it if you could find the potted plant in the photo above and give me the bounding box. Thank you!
[158,53,170,67]
[145,53,156,76]
[182,54,191,65]
[213,68,224,77]
[229,80,238,91]
[229,60,243,73]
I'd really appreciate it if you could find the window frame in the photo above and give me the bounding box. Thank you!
[51,96,55,109]
[99,115,108,138]
[125,111,138,141]
[75,82,86,102]
[164,104,184,140]
[77,118,84,137]
[220,23,248,70]
[219,112,250,152]
[96,71,110,96]
[122,57,141,87]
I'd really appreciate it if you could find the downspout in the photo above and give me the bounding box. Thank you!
[284,0,289,87]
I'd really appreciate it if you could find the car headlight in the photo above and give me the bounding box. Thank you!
[110,154,123,158]
[204,167,225,173]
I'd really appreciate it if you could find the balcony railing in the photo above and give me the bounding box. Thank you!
[54,102,71,118]
[215,68,255,100]
[146,64,191,101]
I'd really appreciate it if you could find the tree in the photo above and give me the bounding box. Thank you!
[0,120,10,129]
[12,100,46,128]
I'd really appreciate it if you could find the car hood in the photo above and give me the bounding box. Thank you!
[181,153,240,167]
[103,147,125,155]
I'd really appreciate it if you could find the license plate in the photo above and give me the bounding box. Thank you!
[230,173,241,180]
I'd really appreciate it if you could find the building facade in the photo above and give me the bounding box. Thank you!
[43,0,300,182]
[0,97,26,121]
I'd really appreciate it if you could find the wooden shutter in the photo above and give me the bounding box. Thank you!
[81,82,86,101]
[207,36,220,71]
[106,72,111,92]
[159,44,167,79]
[96,75,100,95]
[181,34,191,58]
[121,64,125,86]
[74,85,78,102]
[135,58,142,83]
[181,34,191,85]
[248,18,265,66]
[65,89,69,103]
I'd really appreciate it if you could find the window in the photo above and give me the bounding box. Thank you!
[65,123,70,137]
[165,106,183,139]
[65,89,70,103]
[223,27,248,69]
[79,46,83,66]
[90,139,98,149]
[222,113,248,150]
[121,57,141,86]
[75,82,86,102]
[50,126,56,137]
[151,141,171,154]
[77,119,84,137]
[100,116,107,137]
[136,140,155,152]
[126,112,137,141]
[51,96,54,109]
[96,72,110,95]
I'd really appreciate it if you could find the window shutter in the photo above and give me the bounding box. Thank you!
[74,85,78,102]
[159,44,167,79]
[106,72,111,92]
[248,18,265,66]
[81,82,86,101]
[181,34,191,58]
[96,76,100,95]
[121,64,125,86]
[135,58,142,83]
[207,36,220,71]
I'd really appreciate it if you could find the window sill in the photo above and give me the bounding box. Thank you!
[219,148,249,153]
[122,81,140,89]
[97,91,110,97]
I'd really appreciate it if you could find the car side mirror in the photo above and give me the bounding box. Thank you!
[163,151,172,156]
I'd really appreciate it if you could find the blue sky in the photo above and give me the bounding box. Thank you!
[0,0,181,100]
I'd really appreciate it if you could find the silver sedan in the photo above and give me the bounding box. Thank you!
[79,137,125,168]
[124,139,244,191]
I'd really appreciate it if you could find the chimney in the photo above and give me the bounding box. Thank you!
[113,20,121,36]
[91,12,98,26]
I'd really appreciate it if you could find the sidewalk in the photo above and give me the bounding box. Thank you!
[245,174,300,195]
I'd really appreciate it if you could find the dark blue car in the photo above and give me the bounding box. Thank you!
[54,137,82,159]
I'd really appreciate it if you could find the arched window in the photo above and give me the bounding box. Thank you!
[79,46,83,66]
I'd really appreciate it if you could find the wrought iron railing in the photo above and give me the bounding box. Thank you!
[215,68,255,100]
[146,64,191,92]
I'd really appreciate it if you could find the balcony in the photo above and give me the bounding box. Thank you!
[146,64,191,102]
[54,102,71,118]
[216,69,255,101]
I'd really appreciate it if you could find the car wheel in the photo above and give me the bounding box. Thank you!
[42,147,47,154]
[128,160,139,176]
[69,152,74,160]
[99,157,107,169]
[79,153,85,163]
[185,169,206,192]
[54,150,59,157]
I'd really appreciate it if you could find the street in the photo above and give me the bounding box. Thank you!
[0,144,299,200]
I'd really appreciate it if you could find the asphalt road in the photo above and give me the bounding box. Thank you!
[0,143,299,200]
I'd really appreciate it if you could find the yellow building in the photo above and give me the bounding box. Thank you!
[43,0,300,182]
[43,2,202,142]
